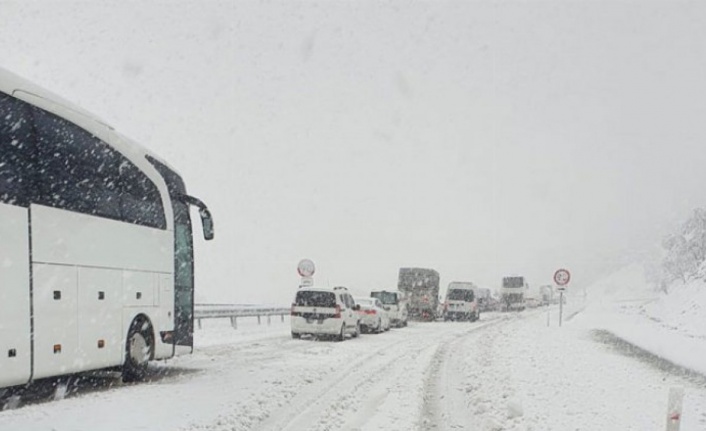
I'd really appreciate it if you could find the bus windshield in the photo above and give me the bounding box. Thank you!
[503,277,525,288]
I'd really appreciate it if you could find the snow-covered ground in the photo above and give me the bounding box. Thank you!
[2,303,705,430]
[573,264,706,376]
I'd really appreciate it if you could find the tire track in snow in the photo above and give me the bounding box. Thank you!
[254,334,423,431]
[420,314,519,431]
[257,316,509,431]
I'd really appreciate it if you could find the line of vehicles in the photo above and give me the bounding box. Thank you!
[291,268,493,340]
[290,268,566,341]
[290,287,407,340]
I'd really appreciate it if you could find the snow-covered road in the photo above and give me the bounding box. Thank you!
[1,308,705,431]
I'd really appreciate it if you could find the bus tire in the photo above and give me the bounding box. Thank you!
[122,317,154,382]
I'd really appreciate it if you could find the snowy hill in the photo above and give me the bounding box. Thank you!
[644,277,706,340]
[573,264,706,375]
[585,263,656,303]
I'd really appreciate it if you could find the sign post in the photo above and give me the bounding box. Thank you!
[665,387,684,431]
[297,259,316,288]
[546,300,550,327]
[553,269,571,327]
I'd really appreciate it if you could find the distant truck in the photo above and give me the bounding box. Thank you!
[398,268,440,321]
[524,283,543,308]
[474,287,493,312]
[370,290,408,327]
[501,276,526,311]
[539,285,554,305]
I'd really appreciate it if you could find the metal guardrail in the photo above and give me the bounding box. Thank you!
[194,304,290,329]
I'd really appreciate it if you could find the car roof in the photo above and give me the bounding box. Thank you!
[297,287,339,294]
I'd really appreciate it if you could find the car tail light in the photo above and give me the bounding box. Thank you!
[290,303,297,316]
[444,302,448,311]
[364,309,377,315]
[334,305,341,318]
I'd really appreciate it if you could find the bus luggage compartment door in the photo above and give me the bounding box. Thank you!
[0,204,32,388]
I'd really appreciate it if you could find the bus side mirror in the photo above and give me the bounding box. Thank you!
[178,193,214,241]
[199,207,214,241]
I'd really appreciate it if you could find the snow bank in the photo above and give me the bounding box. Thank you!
[572,264,706,376]
[643,279,706,339]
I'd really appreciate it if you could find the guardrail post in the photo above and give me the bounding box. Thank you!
[230,317,237,329]
[257,316,261,325]
[267,315,271,325]
[281,314,285,322]
[198,319,202,330]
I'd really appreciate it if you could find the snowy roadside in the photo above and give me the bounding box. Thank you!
[2,307,705,430]
[571,297,706,377]
[568,265,706,377]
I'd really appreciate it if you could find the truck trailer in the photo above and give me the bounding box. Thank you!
[397,268,440,321]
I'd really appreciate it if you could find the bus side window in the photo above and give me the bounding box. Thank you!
[32,107,122,220]
[29,106,165,229]
[0,93,36,207]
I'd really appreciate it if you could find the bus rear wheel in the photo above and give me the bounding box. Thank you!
[122,317,154,382]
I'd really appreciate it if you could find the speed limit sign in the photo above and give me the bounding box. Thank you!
[554,269,571,287]
[297,259,316,277]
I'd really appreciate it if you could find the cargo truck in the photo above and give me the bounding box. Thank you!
[397,268,440,321]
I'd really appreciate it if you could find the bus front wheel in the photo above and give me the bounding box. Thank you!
[123,317,154,382]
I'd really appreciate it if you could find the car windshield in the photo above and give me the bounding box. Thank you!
[447,289,474,302]
[356,298,373,306]
[295,291,336,308]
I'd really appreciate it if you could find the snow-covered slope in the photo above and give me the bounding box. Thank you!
[572,264,706,375]
[644,278,706,340]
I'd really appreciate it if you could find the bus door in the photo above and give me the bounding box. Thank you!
[173,199,194,349]
[147,157,195,351]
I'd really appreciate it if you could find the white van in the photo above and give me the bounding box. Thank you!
[443,282,479,321]
[290,287,361,341]
[370,290,408,327]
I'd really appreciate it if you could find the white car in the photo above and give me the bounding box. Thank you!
[354,297,391,333]
[370,290,408,327]
[291,287,361,341]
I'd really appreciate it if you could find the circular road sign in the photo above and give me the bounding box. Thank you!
[554,269,571,286]
[297,259,316,277]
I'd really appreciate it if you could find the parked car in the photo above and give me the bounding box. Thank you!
[354,297,391,333]
[370,290,408,327]
[290,287,361,341]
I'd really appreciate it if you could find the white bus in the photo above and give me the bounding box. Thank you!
[0,68,214,392]
[500,276,526,311]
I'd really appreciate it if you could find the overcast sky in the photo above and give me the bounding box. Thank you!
[2,1,706,303]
